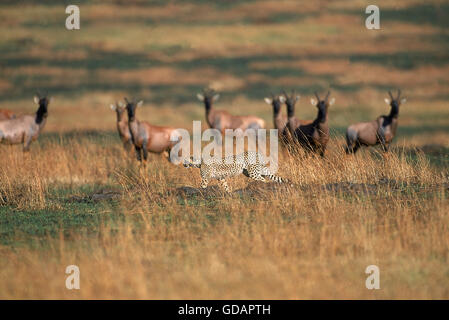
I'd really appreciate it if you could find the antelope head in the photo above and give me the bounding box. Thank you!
[197,88,220,110]
[384,89,406,116]
[33,91,51,120]
[124,97,143,122]
[110,101,126,113]
[110,101,127,119]
[282,90,300,110]
[264,92,286,114]
[310,91,334,114]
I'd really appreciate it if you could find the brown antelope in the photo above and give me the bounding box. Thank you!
[282,90,314,127]
[0,109,15,120]
[345,90,406,154]
[197,88,265,134]
[265,91,309,144]
[264,93,288,138]
[124,97,181,164]
[286,91,334,157]
[0,92,50,151]
[110,101,132,153]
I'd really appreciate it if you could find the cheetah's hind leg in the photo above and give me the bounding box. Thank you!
[247,164,266,182]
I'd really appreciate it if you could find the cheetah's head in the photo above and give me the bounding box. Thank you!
[183,156,201,168]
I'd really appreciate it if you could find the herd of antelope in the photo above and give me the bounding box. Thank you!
[0,88,406,161]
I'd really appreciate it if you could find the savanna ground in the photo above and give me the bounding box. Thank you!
[0,0,448,299]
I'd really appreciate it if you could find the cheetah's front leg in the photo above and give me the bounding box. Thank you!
[218,178,231,193]
[200,178,209,189]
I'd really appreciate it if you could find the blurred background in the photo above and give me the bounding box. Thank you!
[0,0,448,152]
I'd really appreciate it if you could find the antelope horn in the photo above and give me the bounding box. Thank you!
[124,97,129,103]
[388,90,394,101]
[204,87,215,96]
[282,89,288,98]
[314,91,320,101]
[325,91,330,102]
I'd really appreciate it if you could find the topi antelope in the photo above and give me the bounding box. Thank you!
[0,92,50,151]
[265,91,311,145]
[264,93,288,139]
[282,89,314,128]
[345,89,406,154]
[0,109,15,120]
[124,97,181,164]
[287,91,334,157]
[110,101,132,153]
[197,88,265,134]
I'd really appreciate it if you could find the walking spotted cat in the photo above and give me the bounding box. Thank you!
[183,151,291,193]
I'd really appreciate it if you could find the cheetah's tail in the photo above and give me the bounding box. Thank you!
[266,174,293,186]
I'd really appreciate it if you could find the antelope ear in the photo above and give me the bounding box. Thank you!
[33,95,40,104]
[279,96,286,103]
[384,98,390,105]
[295,95,300,101]
[401,98,407,104]
[196,93,204,101]
[213,94,220,101]
[329,97,335,106]
[136,100,144,108]
[264,97,273,105]
[117,101,125,108]
[310,98,316,106]
[110,104,117,111]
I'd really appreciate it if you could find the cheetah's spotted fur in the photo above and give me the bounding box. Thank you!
[183,151,290,193]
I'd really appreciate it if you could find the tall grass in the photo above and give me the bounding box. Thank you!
[0,135,447,299]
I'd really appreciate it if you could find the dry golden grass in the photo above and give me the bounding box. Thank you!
[0,135,447,299]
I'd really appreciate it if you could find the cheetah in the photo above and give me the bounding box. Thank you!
[183,151,291,193]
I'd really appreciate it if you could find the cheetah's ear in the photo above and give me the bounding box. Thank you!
[182,157,192,167]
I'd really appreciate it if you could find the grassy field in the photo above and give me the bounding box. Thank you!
[0,0,448,299]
